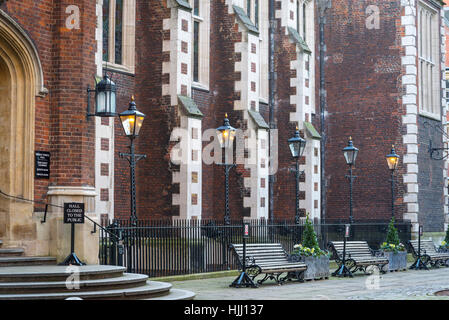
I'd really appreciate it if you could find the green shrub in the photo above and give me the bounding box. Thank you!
[380,217,406,253]
[292,214,329,258]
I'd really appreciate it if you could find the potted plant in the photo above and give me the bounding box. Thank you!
[289,214,330,280]
[380,217,407,272]
[438,228,449,253]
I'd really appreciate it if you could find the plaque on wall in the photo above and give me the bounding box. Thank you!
[35,151,50,179]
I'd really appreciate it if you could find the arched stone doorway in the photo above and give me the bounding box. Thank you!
[0,9,46,253]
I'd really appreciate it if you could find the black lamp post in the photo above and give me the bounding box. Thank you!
[343,137,359,225]
[216,113,237,226]
[333,137,358,278]
[386,145,399,219]
[119,96,146,226]
[87,74,117,119]
[288,127,307,224]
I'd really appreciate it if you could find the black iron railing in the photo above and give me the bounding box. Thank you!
[100,218,412,277]
[0,189,119,242]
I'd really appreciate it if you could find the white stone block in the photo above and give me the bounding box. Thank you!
[406,203,419,214]
[404,193,417,203]
[402,55,416,66]
[407,123,418,134]
[402,74,416,85]
[401,16,415,26]
[403,94,416,105]
[407,183,419,193]
[403,153,417,164]
[407,143,418,154]
[402,114,417,124]
[403,134,417,144]
[405,65,417,76]
[403,174,417,183]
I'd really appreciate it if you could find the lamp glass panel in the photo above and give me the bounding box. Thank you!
[387,156,399,170]
[344,149,358,165]
[120,114,135,137]
[289,141,300,158]
[134,116,145,136]
[110,90,116,115]
[96,91,106,114]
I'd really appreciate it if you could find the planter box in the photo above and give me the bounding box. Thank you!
[383,251,407,272]
[288,255,330,280]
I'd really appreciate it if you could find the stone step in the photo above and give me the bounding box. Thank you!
[0,273,149,294]
[0,280,173,300]
[0,248,24,257]
[146,288,196,300]
[0,265,126,283]
[0,256,56,267]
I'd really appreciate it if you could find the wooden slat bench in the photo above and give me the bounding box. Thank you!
[230,243,307,285]
[408,240,449,268]
[328,241,389,275]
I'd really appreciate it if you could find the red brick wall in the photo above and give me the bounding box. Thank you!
[318,0,406,221]
[3,1,97,209]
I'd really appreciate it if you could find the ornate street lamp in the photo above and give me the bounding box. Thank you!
[87,74,117,119]
[119,96,147,225]
[343,137,358,224]
[288,127,307,224]
[216,113,236,226]
[333,137,358,278]
[386,145,400,219]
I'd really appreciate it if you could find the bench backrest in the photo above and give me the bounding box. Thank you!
[231,243,289,265]
[409,240,437,254]
[329,241,373,258]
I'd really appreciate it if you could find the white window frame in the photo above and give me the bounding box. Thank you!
[191,0,210,90]
[418,1,441,119]
[102,0,136,74]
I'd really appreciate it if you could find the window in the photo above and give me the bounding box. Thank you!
[103,0,135,73]
[296,1,300,32]
[303,2,307,40]
[191,0,210,87]
[418,2,440,117]
[245,0,259,28]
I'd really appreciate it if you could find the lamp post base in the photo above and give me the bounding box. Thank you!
[332,264,353,278]
[230,271,258,288]
[59,252,85,266]
[409,258,428,270]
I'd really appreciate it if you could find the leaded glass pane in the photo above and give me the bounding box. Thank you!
[193,21,199,82]
[115,0,123,65]
[103,0,110,62]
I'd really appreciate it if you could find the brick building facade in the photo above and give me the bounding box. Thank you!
[321,0,448,232]
[0,0,447,263]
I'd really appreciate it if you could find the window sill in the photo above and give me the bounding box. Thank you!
[192,81,210,92]
[419,110,441,122]
[102,61,135,77]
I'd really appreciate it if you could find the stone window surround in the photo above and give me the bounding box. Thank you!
[191,0,210,90]
[417,0,441,119]
[102,0,136,74]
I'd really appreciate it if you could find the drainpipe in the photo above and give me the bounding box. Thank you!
[317,0,331,223]
[268,0,276,223]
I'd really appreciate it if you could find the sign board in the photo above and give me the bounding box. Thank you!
[419,225,423,237]
[35,151,50,179]
[345,224,351,238]
[243,222,250,238]
[64,203,85,224]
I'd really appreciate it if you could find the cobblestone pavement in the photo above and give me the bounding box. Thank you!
[170,267,449,300]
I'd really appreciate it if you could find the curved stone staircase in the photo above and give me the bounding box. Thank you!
[0,240,195,300]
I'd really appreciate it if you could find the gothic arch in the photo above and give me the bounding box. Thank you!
[0,9,46,200]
